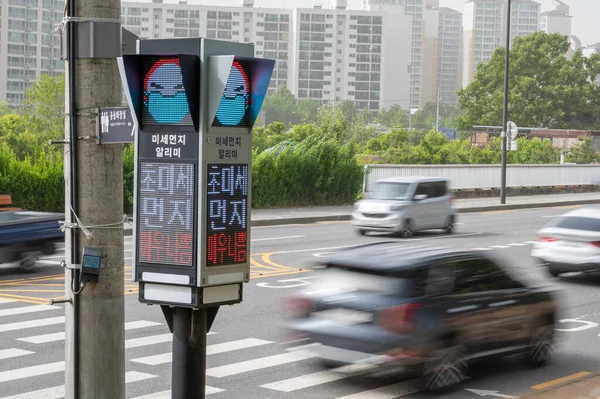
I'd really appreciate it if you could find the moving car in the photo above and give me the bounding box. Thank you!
[531,207,600,277]
[282,242,557,392]
[351,177,456,237]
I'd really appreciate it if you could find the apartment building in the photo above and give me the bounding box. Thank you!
[540,0,571,37]
[0,0,460,112]
[0,0,64,107]
[462,0,540,88]
[422,0,462,107]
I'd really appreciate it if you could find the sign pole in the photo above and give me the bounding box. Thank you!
[500,0,512,205]
[171,307,207,399]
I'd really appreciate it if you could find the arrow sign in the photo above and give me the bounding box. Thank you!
[466,389,518,398]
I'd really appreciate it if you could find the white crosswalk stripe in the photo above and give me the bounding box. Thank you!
[131,338,272,365]
[18,320,164,344]
[0,299,436,399]
[207,351,316,378]
[0,371,157,399]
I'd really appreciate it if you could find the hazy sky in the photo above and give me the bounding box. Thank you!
[143,0,597,47]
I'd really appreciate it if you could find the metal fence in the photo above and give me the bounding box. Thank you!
[363,164,600,192]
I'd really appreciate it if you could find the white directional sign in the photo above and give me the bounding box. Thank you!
[507,121,518,151]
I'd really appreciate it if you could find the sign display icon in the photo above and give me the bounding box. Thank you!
[214,61,251,127]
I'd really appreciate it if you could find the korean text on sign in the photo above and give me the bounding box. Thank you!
[138,162,195,267]
[206,164,248,266]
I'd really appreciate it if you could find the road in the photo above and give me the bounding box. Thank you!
[1,205,600,398]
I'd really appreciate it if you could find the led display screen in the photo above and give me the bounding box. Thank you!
[212,61,251,128]
[138,162,195,267]
[206,164,248,266]
[142,56,193,127]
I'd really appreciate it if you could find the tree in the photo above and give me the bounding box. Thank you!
[297,99,319,123]
[24,73,65,142]
[263,85,299,126]
[375,105,407,128]
[457,32,600,131]
[567,137,598,164]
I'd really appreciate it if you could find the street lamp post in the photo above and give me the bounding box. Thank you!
[500,0,512,204]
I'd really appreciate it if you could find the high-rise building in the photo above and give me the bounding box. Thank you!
[540,0,571,36]
[0,0,460,113]
[0,0,64,107]
[462,0,540,88]
[423,0,462,107]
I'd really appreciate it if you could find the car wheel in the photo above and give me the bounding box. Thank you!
[19,251,39,272]
[444,216,455,234]
[399,220,414,238]
[356,229,366,236]
[525,324,555,367]
[547,265,561,278]
[423,345,467,393]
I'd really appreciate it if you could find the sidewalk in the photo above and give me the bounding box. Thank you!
[123,192,600,235]
[520,373,600,398]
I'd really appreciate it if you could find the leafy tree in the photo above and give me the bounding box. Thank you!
[263,85,299,126]
[375,105,407,128]
[567,137,598,164]
[457,32,600,131]
[24,73,65,142]
[337,100,357,123]
[297,99,319,123]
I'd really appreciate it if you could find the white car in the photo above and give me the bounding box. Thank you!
[531,207,600,277]
[351,177,457,237]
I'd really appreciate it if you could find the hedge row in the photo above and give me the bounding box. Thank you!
[1,139,364,213]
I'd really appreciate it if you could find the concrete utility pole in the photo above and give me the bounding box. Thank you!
[63,0,125,397]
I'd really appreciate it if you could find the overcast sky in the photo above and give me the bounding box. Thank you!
[141,0,597,47]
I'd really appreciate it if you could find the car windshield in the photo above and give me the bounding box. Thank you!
[547,216,600,232]
[370,182,411,200]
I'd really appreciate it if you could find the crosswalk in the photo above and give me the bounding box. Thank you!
[0,297,432,399]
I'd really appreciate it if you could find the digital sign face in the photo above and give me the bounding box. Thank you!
[142,57,193,127]
[212,61,251,128]
[206,164,248,267]
[138,162,195,267]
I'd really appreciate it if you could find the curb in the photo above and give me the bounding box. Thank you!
[123,198,599,236]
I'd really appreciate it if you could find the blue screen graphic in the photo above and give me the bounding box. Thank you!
[213,61,251,128]
[142,57,193,127]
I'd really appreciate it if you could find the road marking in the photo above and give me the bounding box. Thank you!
[18,320,163,344]
[524,241,538,244]
[490,245,509,249]
[0,316,64,333]
[335,378,422,399]
[555,319,598,332]
[0,299,16,304]
[0,304,59,318]
[507,243,527,246]
[0,371,157,399]
[131,338,272,366]
[261,369,350,392]
[0,348,34,360]
[207,351,316,378]
[471,248,492,251]
[131,386,225,399]
[252,235,304,242]
[260,233,484,256]
[531,371,592,390]
[0,361,64,383]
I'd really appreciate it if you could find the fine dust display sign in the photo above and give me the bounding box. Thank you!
[206,164,248,267]
[138,163,195,267]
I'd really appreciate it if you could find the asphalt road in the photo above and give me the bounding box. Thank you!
[1,205,600,398]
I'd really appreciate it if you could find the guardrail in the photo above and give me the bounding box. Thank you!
[363,164,600,192]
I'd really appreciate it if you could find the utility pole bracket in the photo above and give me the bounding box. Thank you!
[60,18,122,60]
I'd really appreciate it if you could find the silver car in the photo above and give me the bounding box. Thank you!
[531,207,600,277]
[351,177,457,237]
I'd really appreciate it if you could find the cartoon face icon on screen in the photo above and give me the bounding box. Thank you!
[143,58,189,124]
[215,61,250,126]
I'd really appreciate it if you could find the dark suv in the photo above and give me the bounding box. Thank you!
[282,242,558,392]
